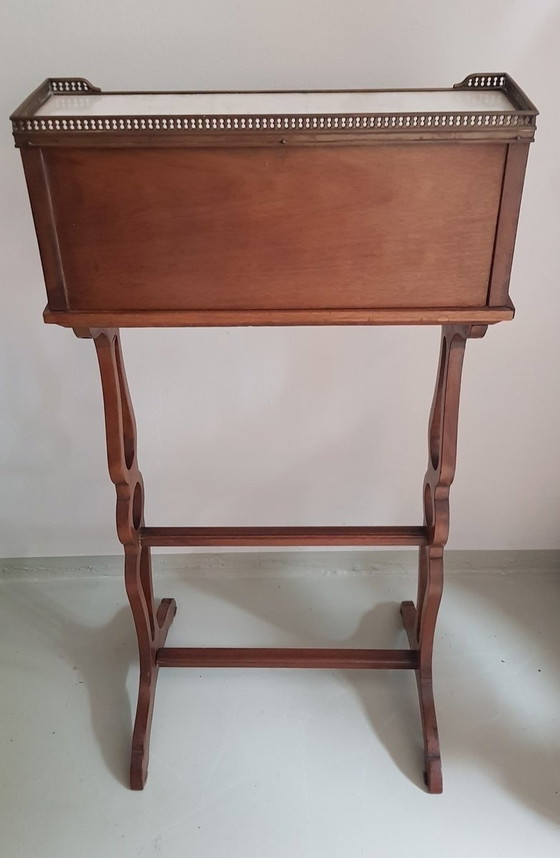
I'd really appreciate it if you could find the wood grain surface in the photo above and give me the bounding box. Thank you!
[43,143,506,312]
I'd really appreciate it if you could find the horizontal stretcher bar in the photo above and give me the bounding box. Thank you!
[156,647,418,669]
[140,525,427,547]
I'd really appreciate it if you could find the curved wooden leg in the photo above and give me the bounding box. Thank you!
[401,548,443,792]
[126,547,177,789]
[402,324,487,793]
[86,328,177,789]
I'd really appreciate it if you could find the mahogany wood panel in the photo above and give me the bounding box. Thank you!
[43,144,506,313]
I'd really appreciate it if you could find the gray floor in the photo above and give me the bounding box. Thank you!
[1,551,560,857]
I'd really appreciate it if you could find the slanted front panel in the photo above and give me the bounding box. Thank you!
[43,144,506,312]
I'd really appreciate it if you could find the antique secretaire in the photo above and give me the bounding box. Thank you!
[11,74,537,791]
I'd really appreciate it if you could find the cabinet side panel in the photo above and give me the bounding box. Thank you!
[487,141,531,306]
[43,144,507,312]
[20,148,68,311]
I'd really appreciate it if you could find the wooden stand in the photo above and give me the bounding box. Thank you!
[75,322,483,792]
[10,74,537,792]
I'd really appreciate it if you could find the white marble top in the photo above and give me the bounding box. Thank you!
[36,89,514,117]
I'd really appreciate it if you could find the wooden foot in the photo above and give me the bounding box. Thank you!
[130,595,177,790]
[401,599,442,794]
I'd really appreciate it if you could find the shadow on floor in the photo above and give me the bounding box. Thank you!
[1,583,135,786]
[3,558,559,823]
[176,572,427,790]
[178,560,560,820]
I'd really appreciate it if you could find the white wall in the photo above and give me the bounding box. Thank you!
[1,0,559,557]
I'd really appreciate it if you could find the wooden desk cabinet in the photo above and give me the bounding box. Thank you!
[11,73,537,792]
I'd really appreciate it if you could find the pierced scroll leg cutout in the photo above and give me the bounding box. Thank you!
[401,324,487,793]
[88,328,177,789]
